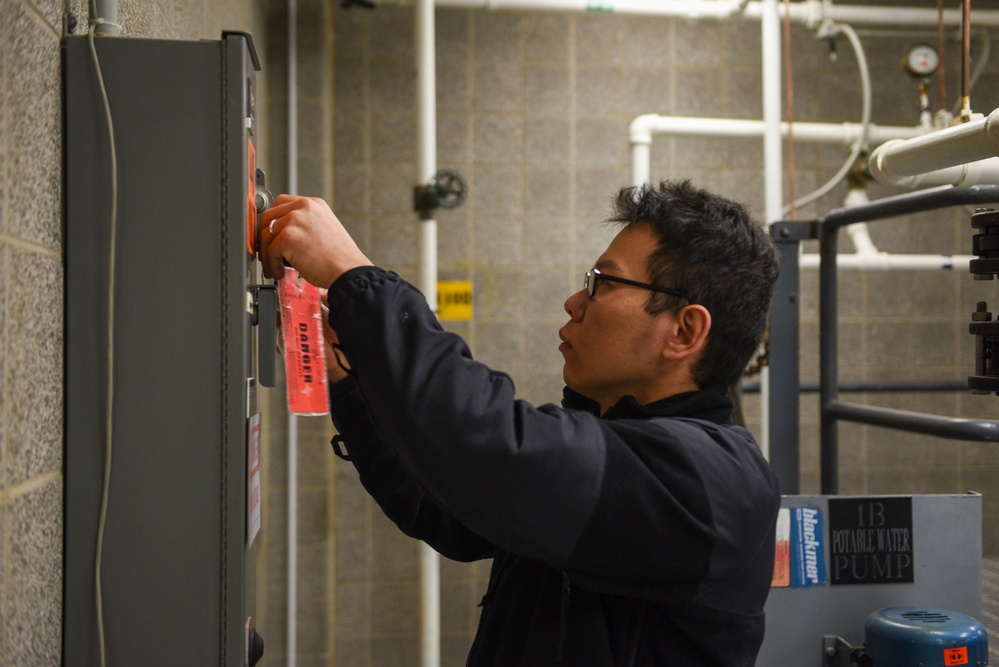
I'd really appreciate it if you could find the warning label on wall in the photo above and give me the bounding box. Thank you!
[437,280,473,321]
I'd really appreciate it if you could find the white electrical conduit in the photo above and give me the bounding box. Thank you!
[870,107,999,185]
[376,0,999,28]
[287,0,299,664]
[415,0,442,665]
[759,0,781,455]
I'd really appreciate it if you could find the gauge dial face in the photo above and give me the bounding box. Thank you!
[905,44,939,76]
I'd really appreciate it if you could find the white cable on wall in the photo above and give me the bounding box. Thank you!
[87,16,121,667]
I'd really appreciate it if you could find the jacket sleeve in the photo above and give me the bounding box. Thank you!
[330,376,496,562]
[327,267,777,583]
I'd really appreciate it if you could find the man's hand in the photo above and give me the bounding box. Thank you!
[258,195,372,288]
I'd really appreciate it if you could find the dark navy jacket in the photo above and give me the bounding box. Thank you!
[327,267,780,666]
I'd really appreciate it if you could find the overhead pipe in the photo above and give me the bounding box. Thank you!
[376,0,999,28]
[798,253,972,270]
[869,108,999,184]
[871,156,999,189]
[741,0,999,28]
[415,0,442,665]
[626,119,954,274]
[628,116,923,186]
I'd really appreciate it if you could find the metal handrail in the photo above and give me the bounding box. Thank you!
[818,184,999,493]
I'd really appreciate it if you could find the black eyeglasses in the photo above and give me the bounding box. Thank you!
[584,267,694,303]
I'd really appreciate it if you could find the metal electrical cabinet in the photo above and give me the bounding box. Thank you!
[63,33,271,665]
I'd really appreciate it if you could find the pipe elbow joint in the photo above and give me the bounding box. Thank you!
[985,108,999,157]
[868,139,906,186]
[628,114,658,145]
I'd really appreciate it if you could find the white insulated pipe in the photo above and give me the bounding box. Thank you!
[841,188,878,258]
[742,1,999,28]
[378,0,999,28]
[871,157,999,189]
[415,0,442,666]
[629,116,924,186]
[759,0,781,460]
[814,188,975,271]
[870,108,999,185]
[799,253,972,270]
[425,0,745,16]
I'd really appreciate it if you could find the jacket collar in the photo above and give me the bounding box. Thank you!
[561,385,734,425]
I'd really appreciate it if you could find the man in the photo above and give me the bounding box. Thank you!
[259,179,781,666]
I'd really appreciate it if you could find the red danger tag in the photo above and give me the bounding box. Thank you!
[944,647,969,666]
[279,269,329,415]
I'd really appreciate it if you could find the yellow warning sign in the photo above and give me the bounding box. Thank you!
[437,280,473,321]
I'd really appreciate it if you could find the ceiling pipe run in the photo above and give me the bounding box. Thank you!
[870,108,999,185]
[628,116,924,186]
[375,0,999,28]
[871,156,999,189]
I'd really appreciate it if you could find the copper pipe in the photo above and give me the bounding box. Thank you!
[962,0,972,113]
[938,0,947,112]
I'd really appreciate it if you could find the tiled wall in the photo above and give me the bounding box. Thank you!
[328,4,999,666]
[0,1,63,662]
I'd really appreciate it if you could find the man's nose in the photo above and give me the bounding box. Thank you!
[564,289,587,320]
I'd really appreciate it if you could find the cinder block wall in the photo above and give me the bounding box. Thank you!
[0,0,277,662]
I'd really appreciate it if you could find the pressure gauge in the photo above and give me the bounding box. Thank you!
[904,44,939,77]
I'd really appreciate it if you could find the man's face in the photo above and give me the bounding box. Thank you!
[558,224,675,411]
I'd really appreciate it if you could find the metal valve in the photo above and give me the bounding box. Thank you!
[255,168,274,216]
[414,168,468,219]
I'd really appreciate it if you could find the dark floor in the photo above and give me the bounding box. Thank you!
[984,558,999,662]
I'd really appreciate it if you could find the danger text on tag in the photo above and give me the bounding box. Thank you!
[279,270,329,416]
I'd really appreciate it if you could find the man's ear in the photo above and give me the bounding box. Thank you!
[662,304,711,361]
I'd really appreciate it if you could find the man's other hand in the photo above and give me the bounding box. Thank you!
[258,195,372,288]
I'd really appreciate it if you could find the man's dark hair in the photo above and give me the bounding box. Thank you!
[608,179,779,390]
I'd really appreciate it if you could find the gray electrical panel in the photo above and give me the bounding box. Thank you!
[63,33,270,666]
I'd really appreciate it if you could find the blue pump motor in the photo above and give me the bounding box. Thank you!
[865,606,988,667]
